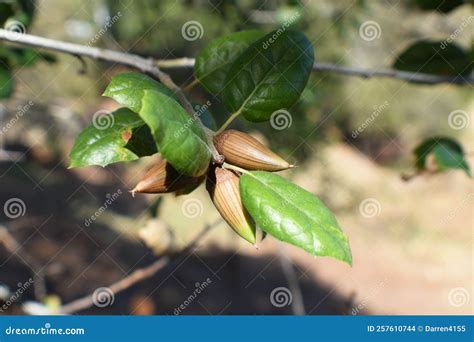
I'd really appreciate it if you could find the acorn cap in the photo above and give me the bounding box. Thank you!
[214,130,292,171]
[206,167,256,244]
[132,156,203,194]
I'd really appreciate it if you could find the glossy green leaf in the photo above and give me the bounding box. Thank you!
[223,30,314,122]
[103,72,178,113]
[104,73,211,176]
[412,0,465,13]
[240,171,352,265]
[0,62,13,99]
[69,108,157,168]
[414,136,471,176]
[194,30,264,94]
[393,41,471,77]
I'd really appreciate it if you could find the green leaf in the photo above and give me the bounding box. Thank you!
[412,0,465,13]
[194,30,264,94]
[0,62,13,99]
[138,91,211,176]
[104,73,211,176]
[393,41,472,77]
[0,47,37,67]
[414,136,471,176]
[103,72,178,113]
[69,108,157,168]
[240,171,352,265]
[223,30,314,122]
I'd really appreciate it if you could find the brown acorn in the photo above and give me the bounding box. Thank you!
[214,130,292,171]
[206,167,256,244]
[132,156,203,194]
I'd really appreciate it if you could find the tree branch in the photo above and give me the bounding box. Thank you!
[59,219,220,314]
[156,58,473,86]
[0,29,222,162]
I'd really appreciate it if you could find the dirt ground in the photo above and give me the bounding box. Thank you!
[0,140,472,315]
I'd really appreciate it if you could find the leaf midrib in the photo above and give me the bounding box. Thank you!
[246,173,346,239]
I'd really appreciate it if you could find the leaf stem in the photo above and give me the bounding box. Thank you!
[216,110,241,134]
[222,162,249,174]
[183,79,199,92]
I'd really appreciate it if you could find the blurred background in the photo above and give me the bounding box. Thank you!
[0,0,472,315]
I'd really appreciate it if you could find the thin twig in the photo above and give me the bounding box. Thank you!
[60,257,170,314]
[0,29,222,162]
[155,57,473,85]
[0,225,47,300]
[60,219,220,314]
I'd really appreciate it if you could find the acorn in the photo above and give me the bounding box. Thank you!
[206,167,256,244]
[132,156,204,194]
[214,130,292,171]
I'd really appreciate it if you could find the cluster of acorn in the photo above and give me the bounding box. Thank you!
[132,130,293,245]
